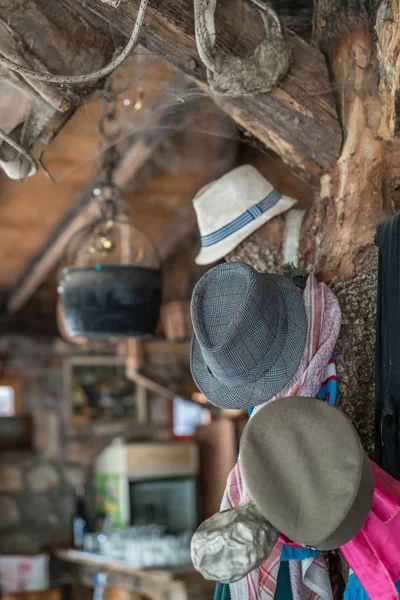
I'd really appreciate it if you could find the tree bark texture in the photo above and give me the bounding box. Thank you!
[305,0,400,456]
[73,0,341,184]
[229,0,400,457]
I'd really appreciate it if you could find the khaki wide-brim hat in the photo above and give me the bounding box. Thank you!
[240,397,374,550]
[193,165,297,265]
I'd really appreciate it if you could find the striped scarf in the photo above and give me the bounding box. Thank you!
[220,275,342,600]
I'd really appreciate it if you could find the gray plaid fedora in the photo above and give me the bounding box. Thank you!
[190,262,308,409]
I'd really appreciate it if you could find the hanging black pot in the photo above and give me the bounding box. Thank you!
[58,209,162,339]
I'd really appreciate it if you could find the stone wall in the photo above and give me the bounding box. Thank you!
[0,335,184,554]
[0,455,74,554]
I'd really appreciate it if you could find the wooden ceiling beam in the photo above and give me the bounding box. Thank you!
[74,0,341,183]
[0,0,123,178]
[5,74,197,314]
[0,310,58,337]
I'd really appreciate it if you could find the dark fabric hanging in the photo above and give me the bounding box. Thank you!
[375,213,400,478]
[214,583,231,600]
[328,551,345,600]
[275,561,293,600]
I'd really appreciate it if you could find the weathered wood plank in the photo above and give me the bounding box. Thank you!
[0,308,58,336]
[231,0,400,461]
[0,0,121,106]
[301,2,396,459]
[73,0,342,181]
[0,0,121,178]
[376,0,400,139]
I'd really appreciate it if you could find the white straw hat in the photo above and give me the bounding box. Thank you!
[193,165,297,265]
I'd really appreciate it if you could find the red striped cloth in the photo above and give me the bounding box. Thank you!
[220,275,341,600]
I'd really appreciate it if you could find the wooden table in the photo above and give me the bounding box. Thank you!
[56,550,213,600]
[1,591,62,600]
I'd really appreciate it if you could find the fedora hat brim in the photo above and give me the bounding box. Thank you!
[195,196,297,266]
[190,274,308,409]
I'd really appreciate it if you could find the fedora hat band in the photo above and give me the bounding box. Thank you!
[200,188,281,248]
[196,278,288,385]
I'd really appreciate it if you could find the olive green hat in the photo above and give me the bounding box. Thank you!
[240,397,374,550]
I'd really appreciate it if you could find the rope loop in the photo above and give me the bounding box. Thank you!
[193,0,291,97]
[0,0,149,84]
[0,128,38,179]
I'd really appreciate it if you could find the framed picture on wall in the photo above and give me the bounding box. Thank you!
[0,377,23,416]
[64,357,147,426]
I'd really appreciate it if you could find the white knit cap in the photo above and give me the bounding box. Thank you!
[193,165,297,265]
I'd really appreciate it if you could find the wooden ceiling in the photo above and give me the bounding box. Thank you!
[0,0,318,331]
[0,57,240,314]
[0,50,312,331]
[0,56,173,292]
[0,103,99,291]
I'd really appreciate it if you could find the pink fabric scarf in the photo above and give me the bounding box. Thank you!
[220,275,342,600]
[341,461,400,600]
[284,461,400,600]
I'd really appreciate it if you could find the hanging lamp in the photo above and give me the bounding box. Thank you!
[57,82,162,339]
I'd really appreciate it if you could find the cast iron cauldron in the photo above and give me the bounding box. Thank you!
[58,212,162,339]
[61,265,162,339]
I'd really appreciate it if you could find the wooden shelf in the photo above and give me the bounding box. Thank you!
[126,370,210,409]
[143,339,191,358]
[121,339,190,361]
[56,549,190,600]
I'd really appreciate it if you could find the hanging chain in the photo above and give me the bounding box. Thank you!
[99,81,120,184]
[95,77,122,223]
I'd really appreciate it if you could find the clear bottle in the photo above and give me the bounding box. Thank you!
[72,484,88,549]
[93,573,107,600]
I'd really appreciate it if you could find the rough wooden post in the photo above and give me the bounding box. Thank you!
[228,0,400,458]
[125,339,145,379]
[300,0,400,456]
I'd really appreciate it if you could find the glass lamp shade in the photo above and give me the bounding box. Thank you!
[58,216,162,339]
